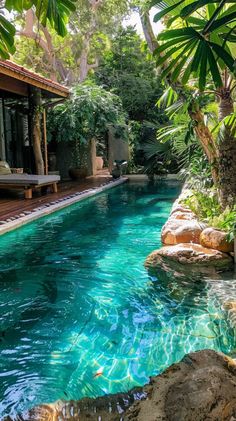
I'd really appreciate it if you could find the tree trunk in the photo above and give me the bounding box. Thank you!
[30,87,45,175]
[139,9,158,53]
[87,138,97,176]
[79,35,90,82]
[218,89,236,207]
[188,103,219,185]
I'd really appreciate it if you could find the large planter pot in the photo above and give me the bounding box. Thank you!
[69,168,88,180]
[96,156,104,171]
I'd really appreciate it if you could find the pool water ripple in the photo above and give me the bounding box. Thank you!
[0,181,236,418]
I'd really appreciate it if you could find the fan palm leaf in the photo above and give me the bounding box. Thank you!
[152,0,236,90]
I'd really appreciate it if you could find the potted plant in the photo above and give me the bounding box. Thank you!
[47,83,128,179]
[69,139,88,180]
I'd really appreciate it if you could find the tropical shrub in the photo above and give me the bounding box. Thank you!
[47,82,127,167]
[94,27,168,173]
[183,191,236,240]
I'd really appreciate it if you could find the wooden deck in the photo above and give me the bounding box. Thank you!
[0,176,112,222]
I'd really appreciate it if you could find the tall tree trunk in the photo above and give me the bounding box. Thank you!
[188,102,219,185]
[139,9,158,53]
[218,87,236,207]
[30,87,45,175]
[79,35,91,82]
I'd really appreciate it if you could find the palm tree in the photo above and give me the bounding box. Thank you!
[140,1,236,208]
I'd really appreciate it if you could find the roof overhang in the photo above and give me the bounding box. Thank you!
[0,60,69,98]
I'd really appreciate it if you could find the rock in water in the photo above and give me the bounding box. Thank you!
[126,349,236,421]
[4,389,145,421]
[145,243,233,272]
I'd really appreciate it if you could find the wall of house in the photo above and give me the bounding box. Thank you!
[56,142,74,180]
[108,127,129,172]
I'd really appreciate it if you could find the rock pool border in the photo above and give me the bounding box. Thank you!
[0,177,128,236]
[146,185,234,271]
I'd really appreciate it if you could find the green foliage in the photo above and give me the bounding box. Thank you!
[94,27,165,122]
[152,1,236,90]
[145,84,212,179]
[0,13,15,58]
[141,120,179,176]
[210,206,236,242]
[179,154,213,189]
[0,0,76,58]
[47,82,127,166]
[184,189,220,221]
[183,190,236,240]
[94,27,168,174]
[12,0,130,81]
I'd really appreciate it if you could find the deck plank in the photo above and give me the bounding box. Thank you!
[0,176,112,221]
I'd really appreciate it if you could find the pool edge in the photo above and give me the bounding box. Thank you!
[0,177,128,236]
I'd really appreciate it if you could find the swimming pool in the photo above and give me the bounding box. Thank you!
[0,181,235,418]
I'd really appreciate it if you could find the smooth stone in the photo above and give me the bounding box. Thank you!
[161,219,203,245]
[145,243,233,271]
[200,227,234,253]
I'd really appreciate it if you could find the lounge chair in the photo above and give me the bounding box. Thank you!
[0,174,60,199]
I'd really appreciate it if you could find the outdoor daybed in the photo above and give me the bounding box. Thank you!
[0,174,60,199]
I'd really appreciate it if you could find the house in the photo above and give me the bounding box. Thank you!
[0,60,69,174]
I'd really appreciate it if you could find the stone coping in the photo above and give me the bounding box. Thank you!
[126,174,179,181]
[0,177,128,236]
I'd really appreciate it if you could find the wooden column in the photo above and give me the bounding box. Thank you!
[29,86,45,175]
[43,109,48,175]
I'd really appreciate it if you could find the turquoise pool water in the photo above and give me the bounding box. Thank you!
[0,181,235,418]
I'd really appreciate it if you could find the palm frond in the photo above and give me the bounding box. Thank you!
[156,86,178,108]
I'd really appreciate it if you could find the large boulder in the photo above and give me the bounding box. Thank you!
[200,227,234,253]
[161,220,204,245]
[127,349,236,421]
[145,243,233,271]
